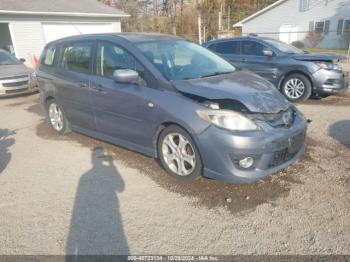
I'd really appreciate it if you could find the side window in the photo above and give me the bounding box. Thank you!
[241,41,264,56]
[212,41,240,54]
[97,41,143,79]
[42,45,56,66]
[60,42,92,74]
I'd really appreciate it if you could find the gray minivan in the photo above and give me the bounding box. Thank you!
[37,33,307,183]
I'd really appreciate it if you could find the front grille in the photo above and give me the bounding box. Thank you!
[324,79,341,86]
[269,132,304,168]
[5,87,28,94]
[0,75,27,81]
[269,148,294,168]
[3,80,28,87]
[249,108,295,128]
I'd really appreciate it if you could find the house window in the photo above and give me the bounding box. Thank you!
[336,19,350,35]
[324,20,330,35]
[343,19,350,34]
[299,0,310,11]
[314,21,325,33]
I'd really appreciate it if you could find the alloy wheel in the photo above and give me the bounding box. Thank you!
[49,103,64,132]
[284,78,305,99]
[161,133,196,176]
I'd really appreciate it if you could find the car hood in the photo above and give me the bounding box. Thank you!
[291,53,346,62]
[0,64,32,79]
[172,70,290,114]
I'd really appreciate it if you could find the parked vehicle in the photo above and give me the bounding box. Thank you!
[203,36,349,102]
[0,49,38,97]
[37,33,307,183]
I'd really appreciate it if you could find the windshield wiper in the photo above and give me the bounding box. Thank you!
[200,71,233,78]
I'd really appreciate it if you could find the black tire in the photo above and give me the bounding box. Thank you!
[281,73,312,102]
[46,99,70,134]
[157,125,202,181]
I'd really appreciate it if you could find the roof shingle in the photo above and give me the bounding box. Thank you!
[0,0,128,17]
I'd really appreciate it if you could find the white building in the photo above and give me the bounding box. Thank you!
[233,0,350,49]
[0,0,128,67]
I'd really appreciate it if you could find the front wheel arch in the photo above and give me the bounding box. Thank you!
[279,71,314,102]
[156,124,203,181]
[278,71,313,91]
[153,121,197,158]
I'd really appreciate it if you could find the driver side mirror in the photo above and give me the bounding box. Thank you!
[113,69,139,84]
[262,49,274,57]
[19,58,26,63]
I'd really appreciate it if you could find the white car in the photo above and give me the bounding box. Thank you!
[0,49,38,97]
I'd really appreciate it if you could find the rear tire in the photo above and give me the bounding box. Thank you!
[281,73,312,102]
[46,99,70,134]
[157,125,202,181]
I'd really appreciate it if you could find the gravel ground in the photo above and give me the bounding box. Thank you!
[0,89,349,255]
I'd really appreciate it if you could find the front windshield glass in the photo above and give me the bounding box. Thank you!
[0,51,20,65]
[136,40,235,80]
[264,38,304,54]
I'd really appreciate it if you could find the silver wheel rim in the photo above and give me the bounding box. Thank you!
[49,103,64,132]
[284,78,305,99]
[162,133,196,176]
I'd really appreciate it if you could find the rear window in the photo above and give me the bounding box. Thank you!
[41,45,56,66]
[59,42,92,74]
[210,41,240,55]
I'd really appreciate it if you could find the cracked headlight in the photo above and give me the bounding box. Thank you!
[315,62,342,71]
[196,109,260,131]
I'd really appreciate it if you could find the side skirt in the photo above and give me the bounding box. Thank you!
[70,124,156,158]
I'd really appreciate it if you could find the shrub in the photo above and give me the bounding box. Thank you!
[291,41,305,49]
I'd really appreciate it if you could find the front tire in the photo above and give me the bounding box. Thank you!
[281,73,312,102]
[157,125,202,181]
[46,99,70,134]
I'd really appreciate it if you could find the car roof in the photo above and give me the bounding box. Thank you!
[47,33,182,46]
[203,36,273,45]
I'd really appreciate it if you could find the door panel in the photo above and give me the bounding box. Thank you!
[240,40,280,86]
[54,41,95,130]
[90,41,155,148]
[90,77,154,147]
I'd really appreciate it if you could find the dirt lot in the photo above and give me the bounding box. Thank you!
[0,90,349,255]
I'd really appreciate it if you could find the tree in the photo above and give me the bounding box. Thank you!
[99,0,279,42]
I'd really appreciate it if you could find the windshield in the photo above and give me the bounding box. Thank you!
[136,40,235,80]
[0,51,20,65]
[264,39,304,54]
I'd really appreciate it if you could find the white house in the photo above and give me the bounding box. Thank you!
[0,0,128,67]
[233,0,350,49]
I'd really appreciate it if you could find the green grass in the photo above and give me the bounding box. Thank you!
[304,48,349,56]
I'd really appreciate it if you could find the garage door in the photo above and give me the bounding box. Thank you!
[42,23,114,43]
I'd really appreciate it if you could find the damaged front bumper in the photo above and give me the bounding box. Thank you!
[313,69,349,95]
[195,111,307,183]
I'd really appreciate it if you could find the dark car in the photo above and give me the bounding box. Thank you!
[203,36,349,102]
[0,49,38,97]
[37,33,307,184]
